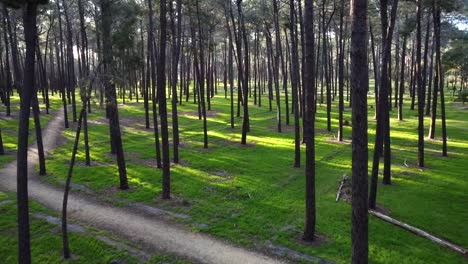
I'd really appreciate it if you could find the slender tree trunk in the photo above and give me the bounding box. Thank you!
[237,0,250,145]
[338,0,345,142]
[398,36,407,121]
[2,7,12,116]
[433,1,447,156]
[290,0,300,168]
[225,4,235,129]
[424,39,433,117]
[62,0,77,122]
[148,0,162,168]
[169,0,182,164]
[62,109,85,259]
[158,0,171,199]
[101,0,129,190]
[416,0,425,167]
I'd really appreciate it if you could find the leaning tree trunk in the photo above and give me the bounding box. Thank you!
[62,109,85,259]
[101,0,129,190]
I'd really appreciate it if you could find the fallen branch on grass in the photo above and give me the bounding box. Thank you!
[335,174,349,202]
[369,210,468,256]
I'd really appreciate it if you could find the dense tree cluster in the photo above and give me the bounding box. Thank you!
[0,0,466,263]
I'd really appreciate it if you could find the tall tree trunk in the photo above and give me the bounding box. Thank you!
[193,0,208,148]
[62,0,77,122]
[169,0,182,164]
[101,0,129,190]
[237,0,250,145]
[17,2,39,262]
[369,0,399,207]
[224,4,235,129]
[416,0,425,167]
[350,0,369,262]
[303,0,316,241]
[338,0,345,142]
[433,1,447,156]
[158,0,171,199]
[147,0,162,168]
[290,0,301,168]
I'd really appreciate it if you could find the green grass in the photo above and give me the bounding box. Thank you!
[0,93,63,167]
[42,85,468,264]
[0,191,191,263]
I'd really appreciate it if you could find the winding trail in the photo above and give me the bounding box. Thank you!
[0,109,286,264]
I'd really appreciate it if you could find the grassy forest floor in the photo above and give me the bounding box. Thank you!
[1,86,467,263]
[0,191,192,264]
[0,94,63,167]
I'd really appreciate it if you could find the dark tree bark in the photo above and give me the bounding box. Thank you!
[394,26,400,109]
[2,7,12,116]
[158,0,171,199]
[303,0,316,242]
[289,0,300,168]
[369,22,379,118]
[55,0,69,129]
[0,128,4,155]
[4,7,22,93]
[169,0,182,164]
[194,0,208,148]
[32,94,45,176]
[78,0,88,77]
[272,0,283,133]
[62,0,77,122]
[62,109,85,259]
[433,1,447,156]
[237,0,250,145]
[398,36,407,121]
[224,4,235,129]
[147,0,162,168]
[101,0,129,190]
[350,0,369,262]
[17,2,39,262]
[426,38,435,116]
[416,0,425,167]
[369,0,398,207]
[337,0,345,142]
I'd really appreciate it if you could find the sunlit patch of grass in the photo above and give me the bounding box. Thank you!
[0,94,64,168]
[42,87,468,263]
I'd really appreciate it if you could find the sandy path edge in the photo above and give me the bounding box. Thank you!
[0,108,286,264]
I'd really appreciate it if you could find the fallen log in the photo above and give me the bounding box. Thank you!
[335,174,349,202]
[369,210,468,256]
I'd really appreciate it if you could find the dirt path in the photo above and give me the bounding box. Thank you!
[0,109,286,264]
